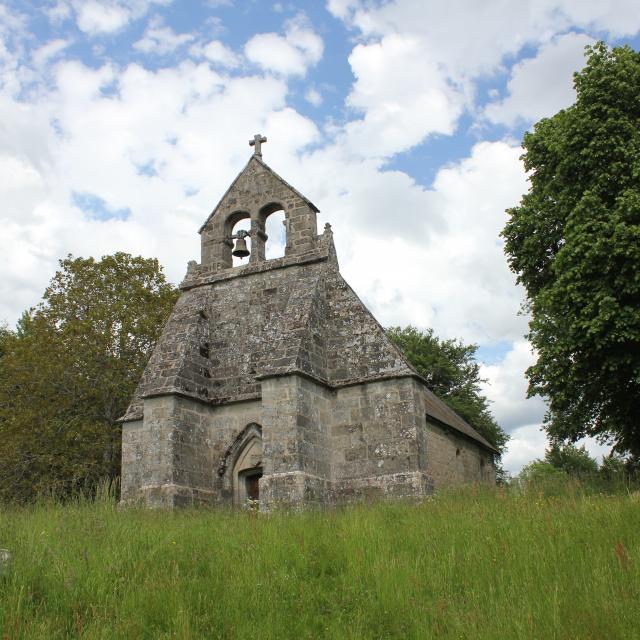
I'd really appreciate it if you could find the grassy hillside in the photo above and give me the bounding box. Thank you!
[0,487,638,639]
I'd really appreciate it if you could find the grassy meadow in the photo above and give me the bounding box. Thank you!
[0,485,638,639]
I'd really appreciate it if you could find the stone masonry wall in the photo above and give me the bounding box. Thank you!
[260,375,333,508]
[424,420,496,488]
[122,374,494,508]
[121,395,262,507]
[330,378,432,503]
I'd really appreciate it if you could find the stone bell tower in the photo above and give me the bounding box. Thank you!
[120,135,497,508]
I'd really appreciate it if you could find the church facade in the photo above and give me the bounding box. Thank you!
[120,137,497,508]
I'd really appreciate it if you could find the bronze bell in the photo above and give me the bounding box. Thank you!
[232,236,250,258]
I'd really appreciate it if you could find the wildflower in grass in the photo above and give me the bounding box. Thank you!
[614,542,630,570]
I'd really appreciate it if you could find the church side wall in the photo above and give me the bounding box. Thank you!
[424,420,496,488]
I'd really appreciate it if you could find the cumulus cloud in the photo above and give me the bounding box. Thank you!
[134,18,194,55]
[305,87,322,106]
[329,0,640,74]
[480,341,547,432]
[47,1,73,25]
[0,48,317,324]
[501,426,613,474]
[484,32,595,126]
[31,39,72,67]
[70,0,171,36]
[191,40,240,68]
[244,14,323,76]
[502,424,548,474]
[344,34,465,157]
[328,0,640,152]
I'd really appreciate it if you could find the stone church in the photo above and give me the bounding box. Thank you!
[120,135,497,508]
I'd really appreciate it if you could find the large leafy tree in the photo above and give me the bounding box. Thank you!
[502,43,640,457]
[0,253,178,502]
[387,326,508,454]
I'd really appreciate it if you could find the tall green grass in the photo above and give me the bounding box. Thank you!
[1,486,638,639]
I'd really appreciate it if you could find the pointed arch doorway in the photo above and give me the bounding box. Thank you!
[231,425,263,504]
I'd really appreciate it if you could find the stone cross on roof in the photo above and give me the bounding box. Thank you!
[249,133,267,157]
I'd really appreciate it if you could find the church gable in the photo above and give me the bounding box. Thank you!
[199,155,319,235]
[199,152,320,271]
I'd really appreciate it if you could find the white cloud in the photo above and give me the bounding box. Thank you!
[327,0,640,157]
[344,34,465,157]
[190,40,240,68]
[326,0,359,21]
[305,87,322,106]
[480,341,547,433]
[75,1,131,34]
[484,32,594,126]
[47,1,73,25]
[502,426,612,475]
[329,0,640,75]
[244,14,323,77]
[502,424,548,474]
[134,19,194,55]
[0,50,318,325]
[32,39,72,67]
[72,0,170,36]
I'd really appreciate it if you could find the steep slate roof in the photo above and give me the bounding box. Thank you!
[122,257,415,417]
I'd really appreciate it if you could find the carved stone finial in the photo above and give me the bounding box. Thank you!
[249,133,267,157]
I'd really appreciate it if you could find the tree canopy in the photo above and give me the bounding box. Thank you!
[544,443,599,477]
[387,326,508,454]
[0,253,178,502]
[502,42,640,457]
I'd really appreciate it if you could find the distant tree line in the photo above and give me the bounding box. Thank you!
[518,443,636,493]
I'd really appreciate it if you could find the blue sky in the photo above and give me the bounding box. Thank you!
[2,0,639,472]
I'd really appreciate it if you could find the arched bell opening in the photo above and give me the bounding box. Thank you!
[264,209,286,260]
[228,212,252,267]
[254,202,288,261]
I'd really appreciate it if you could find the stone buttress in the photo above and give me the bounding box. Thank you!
[120,144,498,508]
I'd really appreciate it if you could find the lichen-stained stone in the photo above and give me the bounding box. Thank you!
[121,141,498,509]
